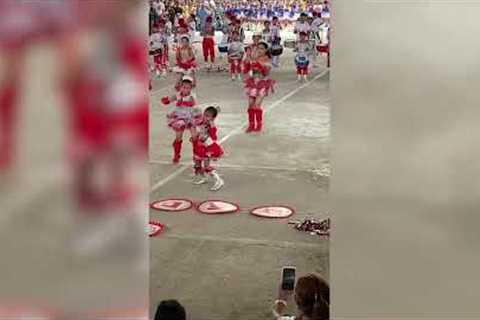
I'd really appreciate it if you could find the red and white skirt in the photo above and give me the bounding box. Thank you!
[244,77,275,97]
[172,60,197,75]
[193,139,224,161]
[167,106,203,132]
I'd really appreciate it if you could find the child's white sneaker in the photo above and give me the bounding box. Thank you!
[231,75,236,81]
[192,175,208,185]
[210,171,224,191]
[237,74,242,81]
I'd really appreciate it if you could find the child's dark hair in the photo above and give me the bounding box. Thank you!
[259,42,272,58]
[205,106,220,118]
[154,300,186,320]
[295,274,329,320]
[182,78,193,86]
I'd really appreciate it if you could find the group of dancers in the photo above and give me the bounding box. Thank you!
[151,2,331,192]
[149,5,330,78]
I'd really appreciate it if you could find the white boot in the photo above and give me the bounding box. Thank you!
[210,171,224,191]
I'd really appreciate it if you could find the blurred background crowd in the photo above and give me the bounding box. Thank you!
[150,0,330,33]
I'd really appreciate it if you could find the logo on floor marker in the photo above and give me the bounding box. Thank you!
[150,199,193,212]
[250,206,295,218]
[197,200,239,214]
[149,221,165,237]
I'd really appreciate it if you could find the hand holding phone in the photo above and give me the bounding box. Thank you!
[281,266,296,291]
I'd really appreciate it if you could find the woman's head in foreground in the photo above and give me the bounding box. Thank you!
[294,274,329,320]
[154,300,186,320]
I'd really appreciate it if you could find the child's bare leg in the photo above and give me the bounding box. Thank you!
[203,158,211,173]
[189,127,198,141]
[255,95,265,109]
[192,158,208,184]
[175,130,184,141]
[249,96,256,108]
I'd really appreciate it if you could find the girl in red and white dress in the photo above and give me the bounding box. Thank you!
[161,76,202,163]
[192,106,225,191]
[244,41,275,133]
[173,35,197,91]
[201,16,216,71]
[243,32,261,76]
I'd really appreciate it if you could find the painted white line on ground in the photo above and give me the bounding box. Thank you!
[219,69,329,144]
[150,69,329,192]
[149,160,326,173]
[150,86,170,96]
[161,234,325,249]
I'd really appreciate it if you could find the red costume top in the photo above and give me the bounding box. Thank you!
[244,56,275,97]
[193,118,224,160]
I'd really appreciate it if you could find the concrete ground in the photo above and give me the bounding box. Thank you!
[150,42,331,319]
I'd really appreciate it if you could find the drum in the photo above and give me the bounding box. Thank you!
[295,55,309,67]
[149,48,162,56]
[270,44,283,56]
[218,44,229,53]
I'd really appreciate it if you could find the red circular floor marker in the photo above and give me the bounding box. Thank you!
[150,198,193,212]
[149,221,165,237]
[197,200,239,215]
[250,206,295,218]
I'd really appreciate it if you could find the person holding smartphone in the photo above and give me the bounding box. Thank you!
[273,271,330,320]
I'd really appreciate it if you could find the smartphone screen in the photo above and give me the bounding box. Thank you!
[281,267,296,291]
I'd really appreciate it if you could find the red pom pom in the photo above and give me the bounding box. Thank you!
[161,96,170,105]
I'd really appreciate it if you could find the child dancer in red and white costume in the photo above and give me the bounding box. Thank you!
[228,30,245,81]
[173,35,197,91]
[201,16,216,71]
[161,76,202,163]
[243,32,262,77]
[192,106,225,191]
[294,31,314,82]
[244,41,275,133]
[149,21,168,77]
